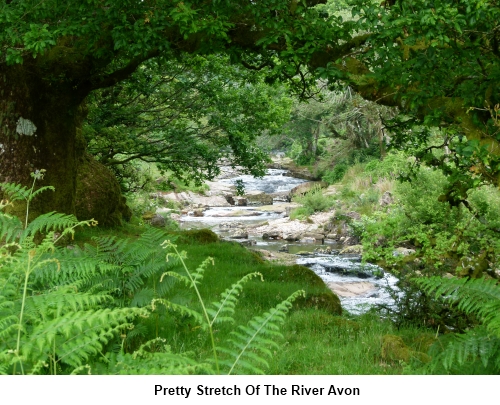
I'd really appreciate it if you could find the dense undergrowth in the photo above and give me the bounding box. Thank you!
[286,141,500,374]
[0,174,435,375]
[3,160,500,374]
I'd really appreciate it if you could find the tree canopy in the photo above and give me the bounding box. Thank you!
[1,0,500,221]
[84,53,291,190]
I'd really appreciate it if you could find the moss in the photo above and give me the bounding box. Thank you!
[75,154,132,227]
[381,334,411,363]
[295,291,342,315]
[175,228,219,244]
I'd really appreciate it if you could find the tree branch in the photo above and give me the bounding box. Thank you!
[89,49,160,91]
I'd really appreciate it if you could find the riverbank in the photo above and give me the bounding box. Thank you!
[73,223,432,374]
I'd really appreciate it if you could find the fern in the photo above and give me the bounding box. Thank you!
[1,175,300,375]
[220,290,305,374]
[417,277,500,336]
[161,242,304,375]
[208,272,264,326]
[415,276,500,373]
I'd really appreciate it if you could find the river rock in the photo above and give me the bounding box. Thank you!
[290,181,328,197]
[278,244,289,252]
[193,208,204,217]
[283,232,300,241]
[263,231,281,240]
[237,239,256,246]
[340,245,363,254]
[244,190,273,205]
[326,233,338,240]
[219,221,244,230]
[315,246,333,254]
[230,230,248,239]
[234,196,247,206]
[303,232,325,241]
[299,237,316,243]
[150,214,166,228]
[327,281,376,297]
[270,190,291,202]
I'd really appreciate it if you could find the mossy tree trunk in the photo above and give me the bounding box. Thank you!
[0,62,87,221]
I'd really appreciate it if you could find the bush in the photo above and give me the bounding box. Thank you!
[323,163,348,184]
[293,186,335,213]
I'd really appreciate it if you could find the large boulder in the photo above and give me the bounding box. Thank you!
[75,154,132,227]
[290,181,328,198]
[244,190,273,205]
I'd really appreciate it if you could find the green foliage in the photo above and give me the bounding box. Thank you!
[0,176,305,374]
[415,277,500,374]
[85,54,292,188]
[323,163,348,184]
[160,241,305,374]
[292,186,335,218]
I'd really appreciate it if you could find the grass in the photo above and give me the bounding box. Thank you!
[269,310,433,374]
[72,222,430,374]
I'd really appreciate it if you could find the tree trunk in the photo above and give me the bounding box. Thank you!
[0,63,85,221]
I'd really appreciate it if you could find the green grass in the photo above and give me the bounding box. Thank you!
[72,223,430,374]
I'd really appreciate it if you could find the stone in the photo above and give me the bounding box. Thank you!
[283,233,300,241]
[237,239,256,246]
[150,214,166,228]
[263,231,281,240]
[278,244,289,253]
[326,233,337,240]
[244,190,273,205]
[340,245,363,254]
[234,196,247,206]
[327,281,376,297]
[299,237,316,243]
[379,191,394,207]
[219,221,244,230]
[303,232,325,241]
[230,230,248,239]
[193,208,204,217]
[392,247,416,257]
[290,181,328,197]
[224,194,235,205]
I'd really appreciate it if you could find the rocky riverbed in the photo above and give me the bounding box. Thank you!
[152,160,398,313]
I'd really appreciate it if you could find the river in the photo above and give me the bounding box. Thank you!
[177,168,399,314]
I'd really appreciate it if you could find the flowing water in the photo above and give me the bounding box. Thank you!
[179,168,399,314]
[218,168,307,194]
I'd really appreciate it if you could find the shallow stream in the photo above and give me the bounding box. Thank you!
[179,168,398,314]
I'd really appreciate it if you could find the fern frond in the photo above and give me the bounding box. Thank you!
[22,307,148,369]
[25,288,113,318]
[28,186,55,201]
[208,272,263,326]
[427,327,500,374]
[0,182,31,201]
[0,212,23,243]
[150,298,204,326]
[416,276,500,336]
[23,212,80,239]
[222,290,305,375]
